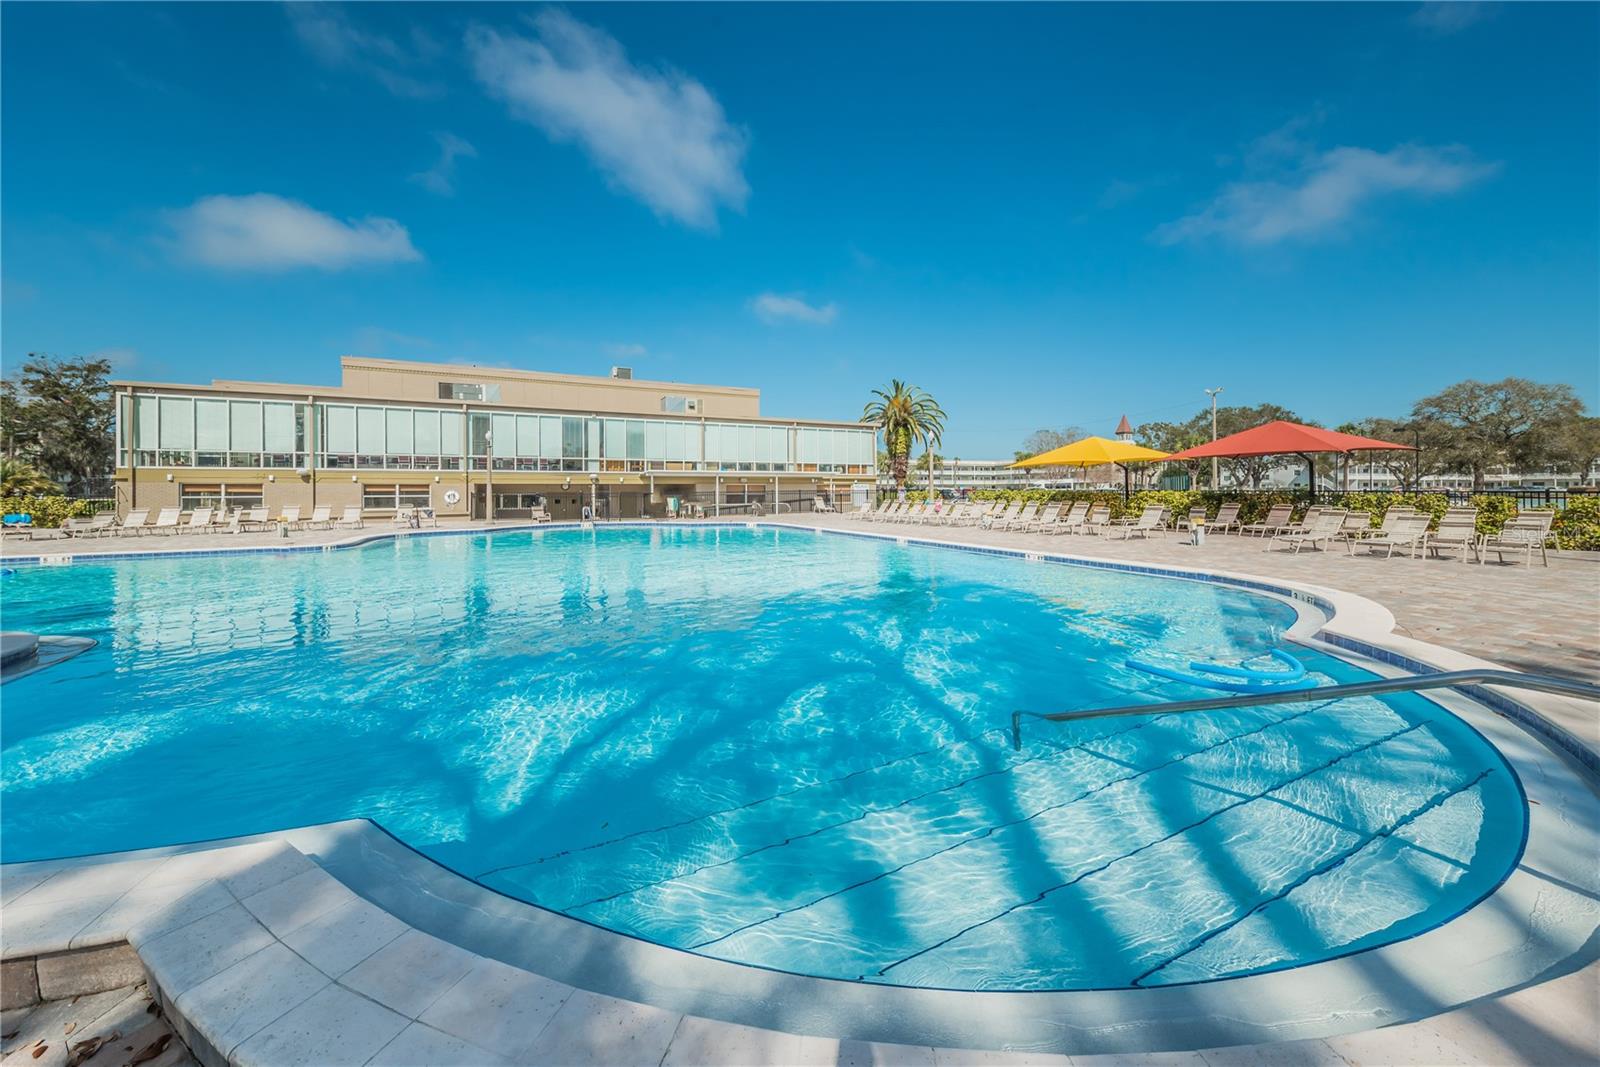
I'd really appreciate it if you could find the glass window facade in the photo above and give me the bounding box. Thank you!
[127,396,310,469]
[123,393,875,475]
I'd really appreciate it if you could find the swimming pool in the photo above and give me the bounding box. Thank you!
[0,526,1525,991]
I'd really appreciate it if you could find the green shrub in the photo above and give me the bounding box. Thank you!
[1468,495,1520,536]
[0,495,95,528]
[1551,496,1600,551]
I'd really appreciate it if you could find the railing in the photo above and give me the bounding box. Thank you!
[1011,669,1600,749]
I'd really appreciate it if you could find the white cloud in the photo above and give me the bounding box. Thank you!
[466,10,749,229]
[286,4,443,98]
[750,293,838,326]
[1155,143,1497,246]
[605,342,647,358]
[166,194,423,271]
[1411,2,1493,35]
[409,132,478,196]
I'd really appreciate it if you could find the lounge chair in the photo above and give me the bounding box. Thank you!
[1239,504,1294,538]
[1023,502,1062,532]
[113,509,151,536]
[959,501,998,526]
[1001,502,1040,530]
[1275,506,1324,537]
[392,506,417,528]
[982,502,1022,530]
[1045,502,1089,535]
[1426,509,1480,563]
[146,507,182,535]
[1078,504,1113,535]
[241,507,273,532]
[1349,506,1416,543]
[1112,504,1168,539]
[812,496,837,514]
[1174,507,1208,532]
[1480,511,1554,567]
[2,513,34,537]
[1348,513,1431,558]
[1333,511,1375,546]
[334,506,364,529]
[529,505,551,524]
[278,506,302,530]
[869,502,899,523]
[58,516,99,538]
[178,507,214,534]
[1268,509,1348,554]
[1210,502,1243,535]
[300,505,331,530]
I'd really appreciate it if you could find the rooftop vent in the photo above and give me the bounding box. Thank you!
[611,366,633,380]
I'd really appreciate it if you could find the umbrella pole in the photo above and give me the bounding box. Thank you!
[1299,452,1316,505]
[1120,463,1130,504]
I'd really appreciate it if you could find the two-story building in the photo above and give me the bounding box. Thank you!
[112,357,877,521]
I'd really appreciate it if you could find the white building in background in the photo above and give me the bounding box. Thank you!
[881,459,1105,494]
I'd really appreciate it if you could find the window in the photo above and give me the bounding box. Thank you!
[438,382,502,402]
[362,485,432,510]
[180,484,263,511]
[660,395,700,414]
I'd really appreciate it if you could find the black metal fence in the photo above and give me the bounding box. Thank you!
[1316,486,1586,509]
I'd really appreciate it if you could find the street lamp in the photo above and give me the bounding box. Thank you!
[1204,387,1224,488]
[588,472,599,521]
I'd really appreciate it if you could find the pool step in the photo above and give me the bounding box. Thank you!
[1,839,833,1066]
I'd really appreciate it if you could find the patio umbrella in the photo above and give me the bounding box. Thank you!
[1164,420,1413,496]
[1010,436,1170,502]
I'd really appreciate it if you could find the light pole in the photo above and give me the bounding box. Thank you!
[1204,387,1224,488]
[588,472,599,521]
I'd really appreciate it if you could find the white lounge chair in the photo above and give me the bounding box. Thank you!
[1480,511,1553,567]
[1210,502,1244,535]
[114,509,151,536]
[278,505,302,530]
[148,507,182,535]
[982,502,1023,529]
[179,507,214,534]
[302,505,332,530]
[1348,513,1431,558]
[1239,504,1294,538]
[1426,508,1479,563]
[1113,505,1168,539]
[241,507,272,532]
[1023,502,1062,532]
[1045,502,1089,535]
[1269,509,1348,554]
[1077,504,1113,535]
[334,506,364,529]
[392,506,416,528]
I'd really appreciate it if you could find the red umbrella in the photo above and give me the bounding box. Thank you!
[1165,420,1414,494]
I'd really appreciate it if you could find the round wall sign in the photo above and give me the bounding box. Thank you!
[443,489,461,506]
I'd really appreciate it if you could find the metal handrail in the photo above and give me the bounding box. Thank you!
[1011,669,1600,749]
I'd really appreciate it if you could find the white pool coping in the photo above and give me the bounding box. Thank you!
[2,521,1595,1056]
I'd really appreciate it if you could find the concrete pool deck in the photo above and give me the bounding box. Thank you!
[2,518,1596,1064]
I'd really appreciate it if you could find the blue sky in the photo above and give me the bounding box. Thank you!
[3,2,1596,456]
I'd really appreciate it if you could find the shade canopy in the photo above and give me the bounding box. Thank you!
[1010,436,1170,469]
[1164,420,1413,460]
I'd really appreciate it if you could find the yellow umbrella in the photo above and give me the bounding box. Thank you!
[1008,436,1170,501]
[1009,436,1169,468]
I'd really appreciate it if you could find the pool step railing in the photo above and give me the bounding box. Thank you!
[1011,669,1600,749]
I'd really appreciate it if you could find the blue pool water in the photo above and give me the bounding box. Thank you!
[0,527,1524,990]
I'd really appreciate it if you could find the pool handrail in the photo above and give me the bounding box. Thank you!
[1011,668,1600,749]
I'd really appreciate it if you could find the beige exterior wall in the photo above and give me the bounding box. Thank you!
[333,357,762,420]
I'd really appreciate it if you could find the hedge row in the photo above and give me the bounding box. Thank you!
[0,495,97,528]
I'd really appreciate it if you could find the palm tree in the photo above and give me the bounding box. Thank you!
[0,459,59,496]
[862,381,946,491]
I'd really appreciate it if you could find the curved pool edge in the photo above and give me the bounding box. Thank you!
[2,521,1596,1055]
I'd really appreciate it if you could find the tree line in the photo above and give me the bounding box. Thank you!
[1019,379,1597,491]
[1,354,116,496]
